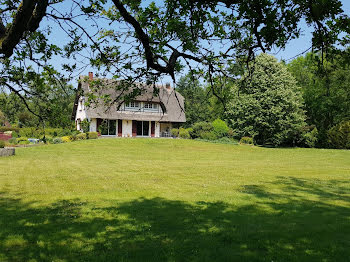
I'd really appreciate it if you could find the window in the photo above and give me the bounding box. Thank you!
[144,103,152,109]
[125,101,139,109]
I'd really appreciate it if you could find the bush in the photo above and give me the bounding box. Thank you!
[87,132,98,139]
[240,136,254,145]
[17,137,28,142]
[227,128,235,138]
[302,127,318,148]
[191,122,213,138]
[76,133,87,140]
[61,136,73,143]
[171,128,179,137]
[0,127,20,132]
[328,121,350,149]
[19,140,30,145]
[200,131,217,140]
[52,137,63,144]
[0,140,5,148]
[179,128,190,139]
[212,119,229,138]
[81,119,90,133]
[11,131,19,138]
[8,138,18,145]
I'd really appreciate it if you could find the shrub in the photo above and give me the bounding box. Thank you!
[192,122,213,138]
[200,131,217,140]
[0,140,5,148]
[17,137,28,142]
[87,132,98,139]
[19,140,30,145]
[328,121,350,149]
[11,131,19,138]
[212,119,229,138]
[227,128,235,138]
[240,136,254,145]
[217,137,234,144]
[0,127,20,132]
[8,137,17,145]
[171,128,179,137]
[302,127,318,148]
[179,128,190,139]
[76,133,87,140]
[52,137,63,144]
[81,119,90,133]
[61,136,73,143]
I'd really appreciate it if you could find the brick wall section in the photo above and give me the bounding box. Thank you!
[0,133,11,141]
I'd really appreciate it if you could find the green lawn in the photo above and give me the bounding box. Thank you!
[1,139,349,262]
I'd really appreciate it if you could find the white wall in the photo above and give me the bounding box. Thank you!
[122,119,132,137]
[75,97,88,131]
[155,121,160,137]
[90,118,97,132]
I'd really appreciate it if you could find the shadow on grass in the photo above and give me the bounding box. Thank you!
[0,177,349,262]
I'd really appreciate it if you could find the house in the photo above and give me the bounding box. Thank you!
[72,73,186,137]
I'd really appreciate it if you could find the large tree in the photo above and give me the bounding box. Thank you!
[288,52,350,144]
[0,0,349,123]
[227,53,306,146]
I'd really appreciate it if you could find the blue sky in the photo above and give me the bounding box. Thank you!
[44,0,350,85]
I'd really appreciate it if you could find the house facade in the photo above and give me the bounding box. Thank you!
[72,73,186,137]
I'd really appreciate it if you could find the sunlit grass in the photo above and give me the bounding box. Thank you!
[1,138,349,261]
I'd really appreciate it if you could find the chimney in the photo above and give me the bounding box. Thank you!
[88,72,93,80]
[165,82,171,89]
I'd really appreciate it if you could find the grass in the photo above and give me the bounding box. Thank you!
[1,138,349,262]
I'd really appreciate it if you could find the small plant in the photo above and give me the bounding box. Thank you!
[171,128,179,137]
[212,119,229,138]
[61,136,73,143]
[240,136,254,145]
[52,137,63,144]
[18,140,30,145]
[200,131,217,140]
[0,140,5,148]
[76,133,87,140]
[179,128,190,139]
[81,119,90,133]
[17,137,28,143]
[328,121,350,149]
[191,122,213,138]
[8,137,18,145]
[303,127,318,148]
[87,132,98,139]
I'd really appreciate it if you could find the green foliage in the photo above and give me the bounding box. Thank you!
[19,140,30,145]
[328,121,350,149]
[212,119,229,138]
[76,133,87,140]
[200,131,217,141]
[0,127,20,132]
[191,122,213,139]
[62,136,73,143]
[87,132,98,139]
[8,138,17,145]
[16,137,28,143]
[240,137,254,145]
[177,74,212,126]
[288,52,350,146]
[170,128,179,137]
[52,138,63,144]
[19,128,39,138]
[0,110,5,126]
[302,127,319,148]
[178,128,190,139]
[81,120,90,133]
[227,53,306,146]
[0,140,5,148]
[17,112,36,128]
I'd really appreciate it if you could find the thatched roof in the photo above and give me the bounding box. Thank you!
[72,76,186,123]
